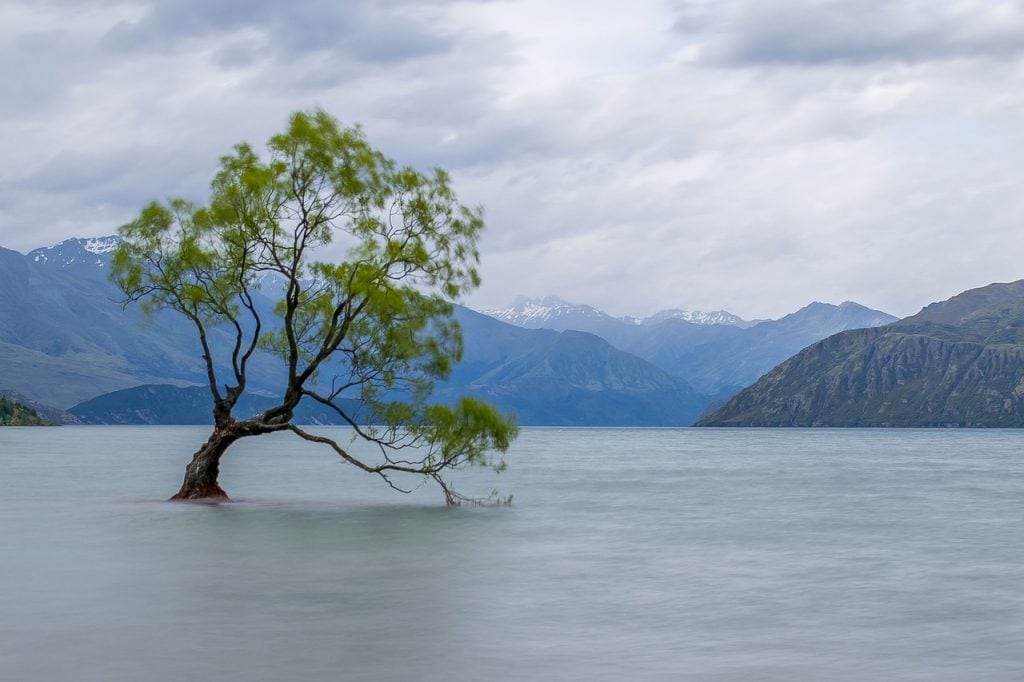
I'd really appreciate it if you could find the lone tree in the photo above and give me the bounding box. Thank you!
[112,109,517,504]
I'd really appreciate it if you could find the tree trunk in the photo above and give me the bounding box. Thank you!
[170,425,238,501]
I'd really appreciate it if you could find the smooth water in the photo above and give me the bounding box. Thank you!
[1,427,1023,681]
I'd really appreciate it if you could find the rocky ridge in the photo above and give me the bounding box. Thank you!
[698,281,1024,427]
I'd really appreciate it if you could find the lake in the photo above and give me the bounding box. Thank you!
[1,426,1023,680]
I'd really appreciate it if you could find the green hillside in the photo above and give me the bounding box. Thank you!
[0,395,53,425]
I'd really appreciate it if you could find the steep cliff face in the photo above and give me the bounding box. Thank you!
[698,281,1024,427]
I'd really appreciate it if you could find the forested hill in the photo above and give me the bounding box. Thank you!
[0,396,53,425]
[697,280,1024,427]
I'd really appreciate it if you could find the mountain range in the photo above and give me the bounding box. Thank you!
[698,280,1024,427]
[484,296,756,329]
[0,237,708,425]
[0,237,286,408]
[437,309,706,425]
[68,309,707,426]
[0,235,899,426]
[483,296,897,396]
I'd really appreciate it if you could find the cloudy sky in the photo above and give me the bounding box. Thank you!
[3,0,1024,319]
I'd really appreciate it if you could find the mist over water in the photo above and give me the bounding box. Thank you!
[2,427,1023,681]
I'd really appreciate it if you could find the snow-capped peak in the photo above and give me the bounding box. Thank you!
[29,235,121,270]
[483,295,756,330]
[482,296,610,328]
[82,236,120,254]
[483,295,754,330]
[639,309,752,328]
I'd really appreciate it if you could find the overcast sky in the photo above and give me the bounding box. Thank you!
[3,0,1024,319]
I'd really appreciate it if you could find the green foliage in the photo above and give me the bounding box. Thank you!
[0,396,52,426]
[111,109,517,501]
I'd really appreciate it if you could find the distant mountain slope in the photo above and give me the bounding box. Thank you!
[3,236,712,425]
[482,296,754,338]
[482,296,641,346]
[71,385,253,425]
[637,308,755,328]
[697,281,1024,427]
[0,394,53,425]
[480,295,897,396]
[0,239,287,407]
[657,301,898,394]
[2,235,891,426]
[445,315,706,425]
[70,384,369,425]
[0,389,80,425]
[28,235,120,278]
[74,309,707,426]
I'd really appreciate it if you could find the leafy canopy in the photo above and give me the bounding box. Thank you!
[112,109,517,502]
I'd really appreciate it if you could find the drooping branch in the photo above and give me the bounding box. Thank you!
[284,424,493,506]
[112,109,517,503]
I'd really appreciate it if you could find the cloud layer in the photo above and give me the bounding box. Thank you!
[706,0,1024,65]
[3,0,1024,319]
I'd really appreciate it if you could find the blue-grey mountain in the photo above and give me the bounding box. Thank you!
[0,237,285,407]
[4,237,704,426]
[484,296,755,335]
[71,310,707,427]
[698,281,1024,427]
[1,236,895,426]
[0,389,80,425]
[69,384,369,426]
[484,296,897,396]
[441,308,706,425]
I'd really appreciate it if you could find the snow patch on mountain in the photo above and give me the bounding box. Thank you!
[639,309,754,328]
[482,296,609,327]
[83,236,120,254]
[29,235,121,268]
[483,296,752,329]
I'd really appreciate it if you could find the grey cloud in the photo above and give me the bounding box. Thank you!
[100,0,452,64]
[702,0,1024,66]
[9,0,1024,322]
[672,0,729,35]
[0,140,219,253]
[0,0,520,251]
[396,119,562,173]
[10,144,212,216]
[213,41,263,68]
[0,30,100,117]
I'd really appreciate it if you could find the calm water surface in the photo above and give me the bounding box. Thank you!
[1,427,1022,681]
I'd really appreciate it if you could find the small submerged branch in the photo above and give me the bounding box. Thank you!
[285,424,506,506]
[431,474,512,507]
